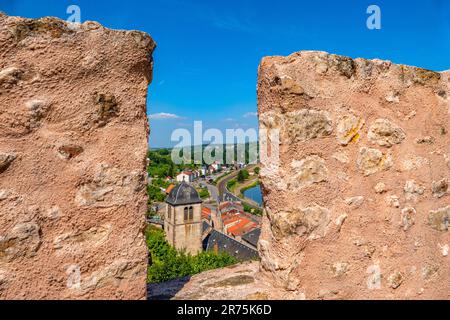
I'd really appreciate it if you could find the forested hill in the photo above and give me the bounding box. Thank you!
[149,142,259,172]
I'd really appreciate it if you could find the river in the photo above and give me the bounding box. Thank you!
[243,184,263,206]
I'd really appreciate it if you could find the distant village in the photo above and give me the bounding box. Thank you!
[148,158,261,262]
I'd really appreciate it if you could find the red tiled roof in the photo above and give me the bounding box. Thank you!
[223,215,241,226]
[165,184,175,194]
[201,207,212,220]
[227,219,257,237]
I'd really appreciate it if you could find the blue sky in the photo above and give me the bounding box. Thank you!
[2,0,450,147]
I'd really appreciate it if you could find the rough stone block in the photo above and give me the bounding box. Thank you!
[257,51,450,299]
[0,14,155,299]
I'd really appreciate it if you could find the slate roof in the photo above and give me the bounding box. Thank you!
[203,230,259,261]
[202,221,211,234]
[165,182,202,206]
[242,228,261,248]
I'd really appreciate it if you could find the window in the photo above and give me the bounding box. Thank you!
[168,206,171,220]
[184,207,188,221]
[189,206,194,221]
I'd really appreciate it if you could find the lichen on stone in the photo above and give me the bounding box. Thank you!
[270,75,309,97]
[271,204,331,240]
[431,178,449,198]
[400,65,441,86]
[336,112,365,145]
[404,180,425,202]
[357,147,393,176]
[428,206,450,231]
[328,54,356,78]
[207,275,255,288]
[9,17,75,42]
[368,119,406,148]
[289,155,328,189]
[283,109,333,143]
[401,207,416,231]
[93,92,119,127]
[0,222,41,262]
[387,271,404,289]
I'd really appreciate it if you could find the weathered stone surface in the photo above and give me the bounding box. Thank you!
[336,112,365,145]
[387,271,404,289]
[75,164,145,207]
[271,204,331,240]
[428,206,450,231]
[386,195,400,208]
[0,15,155,299]
[0,222,41,262]
[445,155,450,169]
[404,180,425,202]
[400,155,430,171]
[57,144,84,160]
[53,224,112,255]
[289,155,328,189]
[432,178,449,198]
[345,196,365,209]
[0,152,16,174]
[374,182,387,194]
[400,207,416,231]
[256,51,450,299]
[259,109,332,144]
[368,119,406,147]
[148,262,300,300]
[332,262,349,277]
[357,147,393,176]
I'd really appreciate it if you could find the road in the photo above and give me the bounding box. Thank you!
[215,164,262,210]
[205,183,220,203]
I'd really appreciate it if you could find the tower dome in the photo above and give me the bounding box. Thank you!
[165,181,202,206]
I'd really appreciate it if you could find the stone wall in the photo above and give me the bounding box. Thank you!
[0,14,155,299]
[257,51,449,299]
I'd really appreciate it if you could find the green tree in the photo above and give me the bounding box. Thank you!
[198,187,210,199]
[237,170,245,182]
[146,226,237,283]
[147,184,165,203]
[227,179,237,190]
[237,169,249,182]
[254,167,260,175]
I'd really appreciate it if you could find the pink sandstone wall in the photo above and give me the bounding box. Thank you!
[0,14,155,299]
[257,51,449,299]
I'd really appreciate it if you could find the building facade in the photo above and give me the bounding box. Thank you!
[176,172,194,183]
[165,182,203,255]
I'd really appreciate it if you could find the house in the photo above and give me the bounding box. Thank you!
[176,171,194,183]
[165,184,175,195]
[219,201,244,215]
[226,218,257,239]
[209,161,222,173]
[242,228,261,250]
[218,201,258,239]
[201,206,212,220]
[203,229,259,261]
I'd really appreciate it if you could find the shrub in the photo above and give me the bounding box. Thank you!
[146,226,237,283]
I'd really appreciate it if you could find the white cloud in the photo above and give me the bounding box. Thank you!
[148,113,182,120]
[243,112,257,118]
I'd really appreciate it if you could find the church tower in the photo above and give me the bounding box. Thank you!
[165,182,203,255]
